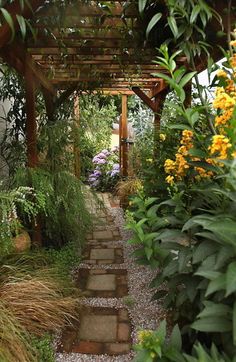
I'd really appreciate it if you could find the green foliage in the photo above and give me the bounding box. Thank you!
[0,184,46,255]
[31,334,55,362]
[133,321,233,362]
[13,167,91,248]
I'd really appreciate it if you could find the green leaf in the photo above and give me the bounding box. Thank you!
[16,15,26,40]
[188,148,207,158]
[167,16,179,38]
[233,302,236,346]
[146,13,162,37]
[167,124,192,131]
[152,289,168,300]
[205,218,236,247]
[169,325,182,350]
[195,270,221,280]
[197,301,232,319]
[191,317,232,332]
[192,241,219,264]
[0,8,15,42]
[178,72,197,88]
[145,247,153,260]
[190,5,201,23]
[205,273,226,296]
[138,0,148,14]
[226,261,236,297]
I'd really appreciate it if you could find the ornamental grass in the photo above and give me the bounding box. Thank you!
[0,256,79,362]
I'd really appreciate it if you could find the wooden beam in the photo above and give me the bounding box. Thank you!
[150,79,168,98]
[132,86,157,112]
[0,42,56,95]
[0,0,44,49]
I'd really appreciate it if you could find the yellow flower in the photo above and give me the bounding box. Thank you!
[232,151,236,158]
[164,159,176,174]
[230,40,236,47]
[160,133,166,141]
[166,175,175,185]
[137,330,153,343]
[217,69,228,78]
[208,135,232,159]
[214,109,233,127]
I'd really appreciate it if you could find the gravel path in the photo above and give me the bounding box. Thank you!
[56,198,165,362]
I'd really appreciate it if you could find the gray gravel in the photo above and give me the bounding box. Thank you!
[56,200,165,362]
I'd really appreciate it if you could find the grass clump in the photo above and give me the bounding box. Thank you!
[0,251,80,362]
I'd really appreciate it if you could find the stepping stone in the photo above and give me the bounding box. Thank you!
[93,230,113,240]
[90,248,115,260]
[83,247,124,265]
[77,269,128,297]
[79,315,117,342]
[87,274,116,291]
[58,307,132,355]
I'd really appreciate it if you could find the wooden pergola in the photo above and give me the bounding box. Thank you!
[0,0,233,177]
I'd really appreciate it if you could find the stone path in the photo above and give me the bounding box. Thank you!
[58,193,132,357]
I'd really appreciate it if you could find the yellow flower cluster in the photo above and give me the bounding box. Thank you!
[213,87,236,110]
[137,330,153,343]
[164,130,193,185]
[208,135,232,159]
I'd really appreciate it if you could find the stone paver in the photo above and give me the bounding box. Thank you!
[90,248,115,260]
[87,274,116,291]
[93,230,113,240]
[79,315,117,342]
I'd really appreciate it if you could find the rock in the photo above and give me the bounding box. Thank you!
[13,230,31,252]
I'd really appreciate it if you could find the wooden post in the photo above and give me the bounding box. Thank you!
[74,94,80,179]
[121,94,128,177]
[25,60,38,168]
[25,59,42,246]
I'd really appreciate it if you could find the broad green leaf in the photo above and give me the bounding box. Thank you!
[146,204,159,218]
[178,71,197,88]
[215,246,233,270]
[16,15,26,40]
[192,241,219,264]
[149,274,164,288]
[138,0,148,14]
[233,302,236,345]
[190,5,201,23]
[191,317,232,332]
[0,8,15,42]
[205,219,236,247]
[167,16,179,38]
[197,301,232,319]
[169,325,182,350]
[195,270,221,280]
[205,273,226,296]
[226,261,236,297]
[146,13,162,37]
[145,247,153,260]
[188,148,206,158]
[167,124,192,131]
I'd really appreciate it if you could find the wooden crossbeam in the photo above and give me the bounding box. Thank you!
[1,42,56,95]
[132,86,157,112]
